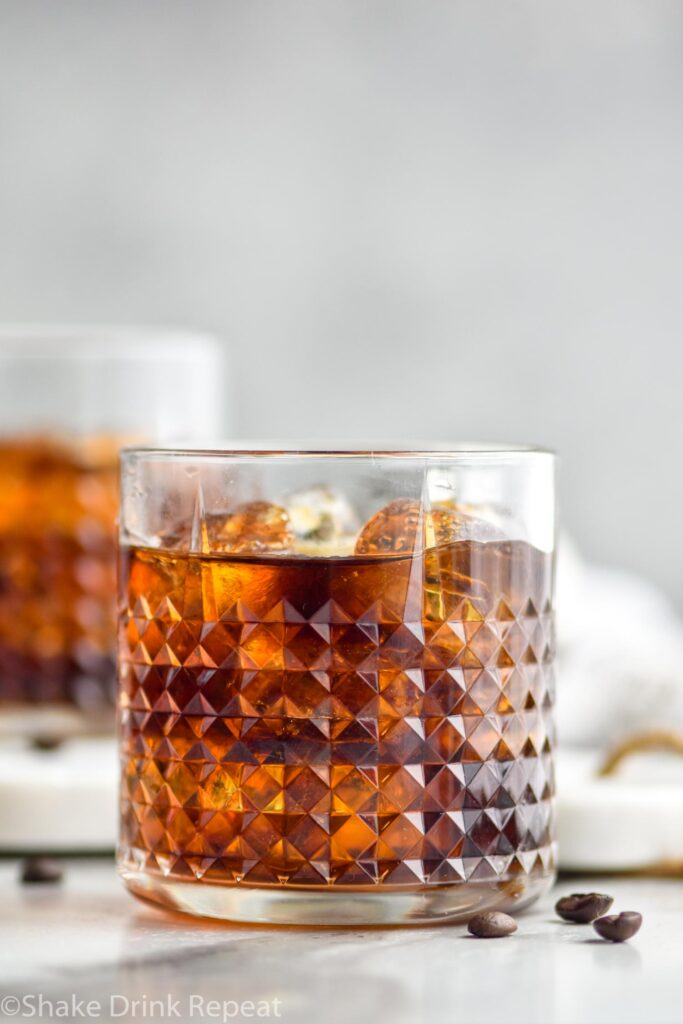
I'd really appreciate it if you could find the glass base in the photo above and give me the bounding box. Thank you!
[121,869,554,927]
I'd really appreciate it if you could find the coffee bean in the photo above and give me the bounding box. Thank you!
[555,892,614,923]
[467,912,518,938]
[30,734,64,752]
[593,912,642,943]
[20,856,64,885]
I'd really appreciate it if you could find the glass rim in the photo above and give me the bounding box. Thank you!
[0,324,222,360]
[121,442,555,461]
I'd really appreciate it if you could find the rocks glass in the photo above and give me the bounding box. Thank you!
[118,447,556,925]
[0,328,225,729]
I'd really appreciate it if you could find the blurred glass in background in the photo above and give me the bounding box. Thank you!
[0,328,227,735]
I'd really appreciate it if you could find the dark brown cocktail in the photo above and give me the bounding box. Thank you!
[0,436,118,710]
[118,459,556,926]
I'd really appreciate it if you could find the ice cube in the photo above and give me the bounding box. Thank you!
[294,536,357,556]
[284,485,359,556]
[354,499,422,554]
[434,500,508,542]
[213,501,294,554]
[354,498,504,555]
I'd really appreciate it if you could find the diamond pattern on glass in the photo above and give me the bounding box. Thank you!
[118,538,556,887]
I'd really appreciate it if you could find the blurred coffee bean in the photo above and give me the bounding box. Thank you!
[20,856,64,884]
[30,734,65,752]
[467,912,518,938]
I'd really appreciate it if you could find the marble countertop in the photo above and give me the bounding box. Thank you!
[0,860,681,1024]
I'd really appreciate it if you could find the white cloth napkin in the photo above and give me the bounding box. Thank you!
[555,535,683,747]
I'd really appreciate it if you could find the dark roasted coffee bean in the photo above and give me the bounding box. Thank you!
[30,734,64,752]
[467,912,518,938]
[593,912,642,943]
[555,892,614,923]
[20,856,64,884]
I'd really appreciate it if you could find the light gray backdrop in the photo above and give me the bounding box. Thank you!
[0,2,681,605]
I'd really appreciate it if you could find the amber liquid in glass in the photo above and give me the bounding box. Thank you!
[118,537,555,892]
[0,437,118,708]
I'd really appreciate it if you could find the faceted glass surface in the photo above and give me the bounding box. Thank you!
[118,532,556,891]
[0,436,118,707]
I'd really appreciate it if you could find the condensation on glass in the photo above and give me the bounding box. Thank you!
[117,446,556,925]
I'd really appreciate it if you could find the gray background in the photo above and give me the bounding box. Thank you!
[0,2,681,605]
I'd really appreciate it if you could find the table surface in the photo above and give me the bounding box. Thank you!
[0,860,680,1024]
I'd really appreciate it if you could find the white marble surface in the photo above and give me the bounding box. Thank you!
[0,860,681,1024]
